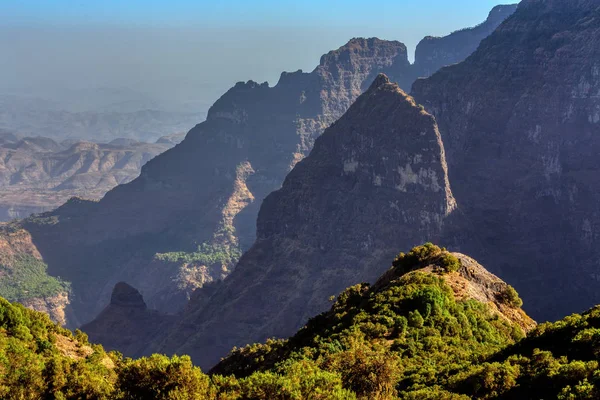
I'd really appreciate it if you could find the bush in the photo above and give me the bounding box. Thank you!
[439,254,461,273]
[500,285,523,308]
[117,354,214,400]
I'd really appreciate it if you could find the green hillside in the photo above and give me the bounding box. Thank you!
[1,244,599,399]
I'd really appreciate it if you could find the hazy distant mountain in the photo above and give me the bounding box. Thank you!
[0,130,181,221]
[0,87,207,143]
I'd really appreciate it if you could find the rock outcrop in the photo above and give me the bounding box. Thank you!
[81,282,175,357]
[412,0,600,320]
[0,225,72,325]
[412,4,518,78]
[156,74,456,368]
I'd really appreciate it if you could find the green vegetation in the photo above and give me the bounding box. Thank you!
[392,243,461,275]
[155,241,242,267]
[499,284,523,308]
[0,254,70,302]
[213,245,520,398]
[2,244,600,399]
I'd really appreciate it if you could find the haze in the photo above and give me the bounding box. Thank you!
[1,0,510,114]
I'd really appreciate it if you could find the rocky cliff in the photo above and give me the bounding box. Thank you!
[156,74,457,368]
[21,38,415,326]
[81,282,175,356]
[412,0,600,320]
[412,4,518,78]
[0,224,72,325]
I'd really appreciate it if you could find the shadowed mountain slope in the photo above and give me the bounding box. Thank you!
[412,0,600,320]
[156,74,457,368]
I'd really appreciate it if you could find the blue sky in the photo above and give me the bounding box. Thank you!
[1,1,516,112]
[4,0,509,29]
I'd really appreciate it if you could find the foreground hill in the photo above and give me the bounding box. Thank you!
[0,245,527,399]
[6,244,600,399]
[0,131,179,221]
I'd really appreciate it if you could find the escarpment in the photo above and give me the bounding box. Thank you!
[412,0,600,320]
[21,38,415,326]
[157,74,457,368]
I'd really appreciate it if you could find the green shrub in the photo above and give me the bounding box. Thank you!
[500,285,523,308]
[0,255,70,302]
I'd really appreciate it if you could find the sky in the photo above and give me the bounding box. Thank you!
[0,0,514,113]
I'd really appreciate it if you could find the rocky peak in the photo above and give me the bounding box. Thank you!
[158,74,456,369]
[412,4,518,78]
[110,282,146,309]
[374,246,536,333]
[369,72,391,89]
[317,37,409,71]
[82,282,175,356]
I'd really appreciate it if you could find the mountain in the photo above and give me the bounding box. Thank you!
[80,282,176,356]
[146,0,600,368]
[154,74,458,368]
[0,132,177,222]
[0,3,516,329]
[16,38,416,327]
[412,4,519,78]
[412,0,600,321]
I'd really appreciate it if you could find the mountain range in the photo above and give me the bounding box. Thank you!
[0,4,519,333]
[1,0,600,396]
[0,130,185,221]
[5,0,600,382]
[84,0,600,371]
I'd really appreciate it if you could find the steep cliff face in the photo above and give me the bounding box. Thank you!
[0,225,72,325]
[412,0,600,320]
[412,4,518,78]
[157,75,457,368]
[22,39,414,325]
